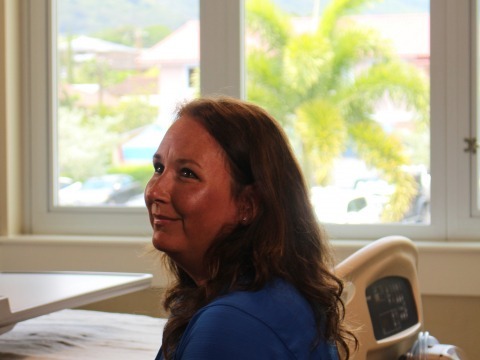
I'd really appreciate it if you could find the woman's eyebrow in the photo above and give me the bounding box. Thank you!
[152,153,202,169]
[176,158,202,169]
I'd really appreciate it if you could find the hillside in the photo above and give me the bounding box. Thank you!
[58,0,428,36]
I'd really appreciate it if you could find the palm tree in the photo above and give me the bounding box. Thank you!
[245,0,429,222]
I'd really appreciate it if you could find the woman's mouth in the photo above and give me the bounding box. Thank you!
[152,214,177,227]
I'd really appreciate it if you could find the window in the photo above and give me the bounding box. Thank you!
[23,0,478,240]
[245,0,430,228]
[55,1,199,210]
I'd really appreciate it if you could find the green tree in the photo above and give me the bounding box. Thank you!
[58,107,119,181]
[108,98,158,134]
[75,58,134,87]
[246,0,429,222]
[93,24,171,48]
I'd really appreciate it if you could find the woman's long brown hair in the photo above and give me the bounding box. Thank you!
[161,96,358,359]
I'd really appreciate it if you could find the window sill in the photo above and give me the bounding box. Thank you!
[1,235,479,296]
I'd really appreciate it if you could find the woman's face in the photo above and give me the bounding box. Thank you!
[145,115,241,282]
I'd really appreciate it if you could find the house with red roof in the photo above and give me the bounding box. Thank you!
[135,13,429,128]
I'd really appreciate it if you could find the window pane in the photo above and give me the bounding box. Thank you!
[55,0,199,207]
[245,0,430,225]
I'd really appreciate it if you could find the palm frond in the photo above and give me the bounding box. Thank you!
[319,0,382,37]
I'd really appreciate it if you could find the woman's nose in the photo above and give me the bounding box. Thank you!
[145,172,172,203]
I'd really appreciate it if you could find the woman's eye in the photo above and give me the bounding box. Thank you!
[180,168,198,179]
[154,163,164,174]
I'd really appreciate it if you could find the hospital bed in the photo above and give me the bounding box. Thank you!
[0,237,467,359]
[336,235,467,359]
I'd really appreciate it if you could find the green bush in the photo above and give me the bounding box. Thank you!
[108,164,153,187]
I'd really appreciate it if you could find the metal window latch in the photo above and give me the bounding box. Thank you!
[464,137,478,154]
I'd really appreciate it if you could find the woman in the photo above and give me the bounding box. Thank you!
[145,97,357,359]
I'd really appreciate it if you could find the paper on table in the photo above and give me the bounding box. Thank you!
[0,309,166,360]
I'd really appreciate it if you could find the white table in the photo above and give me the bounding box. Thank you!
[0,271,152,335]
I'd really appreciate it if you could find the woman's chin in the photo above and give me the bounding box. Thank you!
[151,233,170,252]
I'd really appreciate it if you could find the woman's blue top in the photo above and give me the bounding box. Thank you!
[155,278,339,359]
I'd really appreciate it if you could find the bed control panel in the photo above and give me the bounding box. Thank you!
[366,276,418,340]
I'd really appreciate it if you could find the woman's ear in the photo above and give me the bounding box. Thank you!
[238,185,260,225]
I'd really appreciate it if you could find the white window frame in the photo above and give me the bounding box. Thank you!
[22,0,479,240]
[443,0,480,240]
[472,0,480,218]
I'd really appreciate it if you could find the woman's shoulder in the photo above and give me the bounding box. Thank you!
[209,278,312,323]
[181,278,338,359]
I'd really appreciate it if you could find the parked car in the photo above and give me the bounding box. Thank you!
[60,174,143,206]
[58,178,82,206]
[311,167,430,224]
[399,170,431,224]
[345,169,430,224]
[124,193,147,207]
[59,176,74,189]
